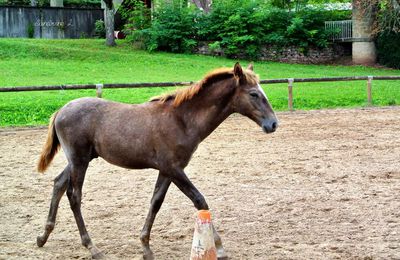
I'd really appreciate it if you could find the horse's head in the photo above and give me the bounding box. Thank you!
[232,63,278,133]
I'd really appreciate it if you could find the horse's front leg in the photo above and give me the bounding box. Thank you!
[169,168,228,260]
[140,173,171,260]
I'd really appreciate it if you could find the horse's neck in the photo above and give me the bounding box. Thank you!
[179,83,235,141]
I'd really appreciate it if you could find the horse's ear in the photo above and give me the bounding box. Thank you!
[234,62,243,79]
[247,63,254,71]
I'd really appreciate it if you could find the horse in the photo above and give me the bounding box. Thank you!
[36,62,278,259]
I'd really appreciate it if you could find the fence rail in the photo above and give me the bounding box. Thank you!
[1,76,400,110]
[325,20,353,41]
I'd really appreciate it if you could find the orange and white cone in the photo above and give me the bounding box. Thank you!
[190,210,217,260]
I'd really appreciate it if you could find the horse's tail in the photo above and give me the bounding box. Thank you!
[37,111,60,173]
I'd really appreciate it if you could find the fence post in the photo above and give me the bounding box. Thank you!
[367,76,373,106]
[96,83,103,98]
[288,78,294,111]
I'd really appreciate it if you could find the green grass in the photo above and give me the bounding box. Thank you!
[0,38,399,127]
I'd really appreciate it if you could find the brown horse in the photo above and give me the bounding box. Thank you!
[36,63,278,259]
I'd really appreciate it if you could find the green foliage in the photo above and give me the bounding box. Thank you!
[376,31,400,69]
[27,23,34,38]
[120,0,152,48]
[376,1,400,33]
[126,0,350,57]
[94,19,105,39]
[124,0,199,53]
[0,0,100,7]
[120,0,151,30]
[0,0,50,6]
[0,39,399,126]
[198,0,270,58]
[0,0,30,5]
[0,0,31,6]
[286,9,350,49]
[63,0,101,8]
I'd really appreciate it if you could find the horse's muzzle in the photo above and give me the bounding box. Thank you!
[262,119,278,133]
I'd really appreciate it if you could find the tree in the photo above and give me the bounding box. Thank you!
[103,0,116,46]
[353,0,400,33]
[270,0,350,12]
[192,0,211,13]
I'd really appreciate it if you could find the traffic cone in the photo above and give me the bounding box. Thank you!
[190,210,217,260]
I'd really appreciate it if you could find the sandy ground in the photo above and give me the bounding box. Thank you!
[1,107,400,260]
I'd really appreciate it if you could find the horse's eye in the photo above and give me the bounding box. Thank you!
[249,92,259,98]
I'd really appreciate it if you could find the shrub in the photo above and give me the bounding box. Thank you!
[376,31,400,69]
[125,0,199,53]
[286,9,348,49]
[0,0,30,5]
[125,0,351,58]
[94,19,105,39]
[63,0,101,8]
[120,0,151,47]
[199,0,270,58]
[27,23,35,38]
[0,0,101,7]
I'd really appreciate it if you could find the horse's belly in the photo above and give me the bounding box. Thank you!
[99,151,157,170]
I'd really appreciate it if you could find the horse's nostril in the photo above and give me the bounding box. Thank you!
[262,120,278,133]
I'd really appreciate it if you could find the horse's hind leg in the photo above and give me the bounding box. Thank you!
[66,162,104,259]
[140,173,171,260]
[37,165,70,247]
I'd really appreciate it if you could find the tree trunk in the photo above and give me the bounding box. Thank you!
[104,0,116,47]
[192,0,211,13]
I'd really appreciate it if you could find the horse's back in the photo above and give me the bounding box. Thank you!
[55,97,122,131]
[54,97,162,169]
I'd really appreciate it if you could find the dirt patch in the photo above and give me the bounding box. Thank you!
[1,107,400,259]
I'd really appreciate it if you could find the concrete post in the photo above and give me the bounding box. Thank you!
[352,1,377,65]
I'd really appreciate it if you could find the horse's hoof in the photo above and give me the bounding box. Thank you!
[217,247,228,260]
[92,251,106,259]
[36,236,46,247]
[143,251,155,260]
[217,250,228,260]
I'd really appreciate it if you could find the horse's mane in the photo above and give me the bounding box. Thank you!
[150,67,259,107]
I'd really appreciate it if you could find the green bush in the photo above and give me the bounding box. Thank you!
[286,9,350,49]
[198,0,272,58]
[27,23,34,38]
[376,31,400,69]
[125,0,199,53]
[94,19,105,39]
[63,0,101,8]
[120,0,151,47]
[125,0,351,57]
[0,0,100,7]
[0,0,30,5]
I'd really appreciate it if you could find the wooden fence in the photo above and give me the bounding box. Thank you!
[1,76,399,111]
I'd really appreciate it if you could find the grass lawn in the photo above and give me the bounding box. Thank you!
[0,38,399,127]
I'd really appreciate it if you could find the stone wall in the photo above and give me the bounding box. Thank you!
[259,45,347,64]
[194,42,347,64]
[0,6,103,38]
